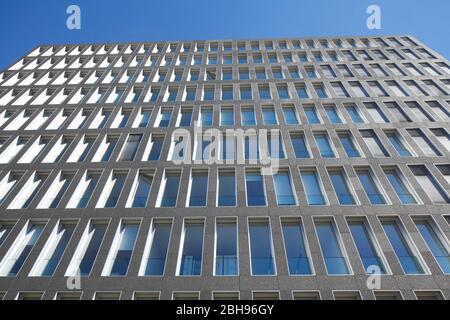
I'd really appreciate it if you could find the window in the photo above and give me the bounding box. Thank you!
[267,132,285,159]
[203,86,215,101]
[426,101,450,121]
[314,219,350,275]
[199,108,213,127]
[413,218,450,274]
[177,219,204,276]
[409,165,449,203]
[215,219,238,276]
[253,292,280,300]
[184,86,196,100]
[241,107,256,125]
[349,81,369,97]
[139,219,172,276]
[212,292,239,300]
[384,101,411,122]
[324,105,342,124]
[338,132,360,157]
[102,220,139,276]
[314,132,335,158]
[65,220,107,276]
[295,84,309,98]
[299,169,326,205]
[92,135,118,162]
[345,105,364,123]
[385,131,412,157]
[314,84,328,98]
[194,135,212,161]
[273,169,296,206]
[156,108,172,128]
[96,171,127,208]
[262,107,277,125]
[328,168,357,205]
[145,134,164,161]
[436,165,450,184]
[383,167,417,204]
[188,170,208,207]
[240,86,252,100]
[281,218,312,275]
[217,169,236,206]
[415,291,445,301]
[245,170,266,206]
[220,134,236,161]
[16,292,44,300]
[347,219,387,274]
[374,291,403,300]
[380,218,426,274]
[364,102,389,123]
[290,132,310,158]
[67,171,100,208]
[38,171,74,209]
[220,107,234,126]
[277,84,290,99]
[407,129,442,156]
[331,82,349,98]
[293,291,321,300]
[157,170,181,207]
[0,136,29,164]
[355,168,387,204]
[30,220,76,277]
[118,134,142,161]
[430,129,450,152]
[258,85,271,99]
[221,86,233,100]
[282,106,299,125]
[127,171,153,208]
[178,108,192,127]
[0,221,15,246]
[360,130,389,157]
[406,101,433,122]
[0,172,21,206]
[248,219,276,275]
[111,108,131,128]
[8,172,47,209]
[304,106,321,124]
[0,221,45,276]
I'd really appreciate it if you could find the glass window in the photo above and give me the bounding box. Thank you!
[381,219,425,274]
[244,135,259,160]
[283,106,299,125]
[406,101,434,122]
[304,106,321,124]
[338,132,360,157]
[215,219,238,276]
[409,165,449,204]
[407,129,442,157]
[267,132,285,159]
[345,105,364,123]
[295,84,309,99]
[385,131,412,157]
[273,170,296,206]
[240,86,252,100]
[413,218,450,274]
[220,108,234,126]
[314,133,335,158]
[188,170,208,207]
[199,108,213,127]
[221,86,233,100]
[128,171,152,208]
[220,135,236,161]
[245,170,266,206]
[140,220,171,276]
[430,129,450,153]
[356,168,387,204]
[158,171,181,207]
[67,171,100,209]
[315,220,350,275]
[262,107,277,125]
[147,135,164,161]
[383,167,417,204]
[365,103,389,123]
[325,106,342,124]
[347,219,386,274]
[119,134,142,161]
[360,130,389,157]
[241,107,256,125]
[258,85,271,99]
[38,172,73,209]
[281,219,312,275]
[248,219,275,275]
[178,220,204,276]
[300,169,326,205]
[158,109,171,128]
[290,132,310,158]
[314,84,328,98]
[328,169,356,205]
[178,108,192,127]
[384,101,411,122]
[218,169,236,207]
[97,172,127,208]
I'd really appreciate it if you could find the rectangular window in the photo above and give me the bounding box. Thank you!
[177,219,204,276]
[139,219,172,276]
[199,108,213,127]
[188,170,208,207]
[314,84,328,98]
[409,165,449,203]
[281,218,312,275]
[384,101,411,122]
[314,132,335,158]
[295,84,309,98]
[241,107,256,126]
[365,102,389,123]
[217,169,236,207]
[355,167,387,204]
[360,130,389,157]
[145,134,164,161]
[92,135,118,162]
[178,108,192,127]
[345,105,364,123]
[273,169,296,206]
[37,171,74,209]
[304,106,321,124]
[430,128,450,152]
[380,218,426,274]
[277,84,290,99]
[338,132,360,157]
[96,171,127,208]
[262,107,277,125]
[258,85,271,99]
[118,134,142,161]
[347,219,387,274]
[220,107,234,126]
[290,132,310,158]
[156,108,172,128]
[406,101,434,122]
[65,220,107,276]
[385,131,412,157]
[282,106,299,125]
[314,219,350,275]
[299,169,327,205]
[383,167,417,204]
[0,221,15,246]
[67,171,100,208]
[248,218,276,275]
[221,86,233,100]
[127,171,153,208]
[30,220,76,277]
[8,172,47,209]
[324,105,343,124]
[244,135,259,160]
[413,218,450,274]
[436,165,450,184]
[267,132,285,159]
[215,219,238,276]
[245,169,266,206]
[426,101,450,121]
[102,220,139,276]
[407,129,442,156]
[328,168,357,205]
[0,172,21,205]
[157,170,181,207]
[0,221,45,276]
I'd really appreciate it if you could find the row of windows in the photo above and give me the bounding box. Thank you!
[2,59,449,89]
[1,99,448,136]
[1,162,449,211]
[0,123,448,167]
[5,289,446,300]
[0,214,449,279]
[1,76,449,107]
[23,37,422,61]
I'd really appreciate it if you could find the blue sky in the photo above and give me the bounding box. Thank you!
[0,0,449,70]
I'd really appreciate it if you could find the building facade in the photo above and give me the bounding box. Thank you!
[0,35,449,300]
